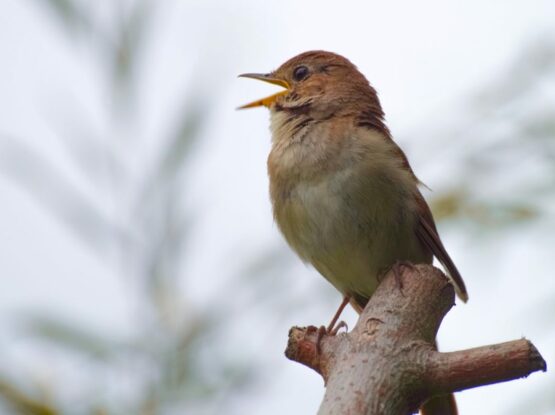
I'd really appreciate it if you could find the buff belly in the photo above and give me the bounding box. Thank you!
[274,165,429,302]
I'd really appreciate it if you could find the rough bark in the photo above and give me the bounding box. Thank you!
[284,264,546,415]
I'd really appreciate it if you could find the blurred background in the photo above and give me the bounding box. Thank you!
[0,0,554,414]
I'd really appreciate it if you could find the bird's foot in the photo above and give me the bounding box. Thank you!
[390,260,416,295]
[327,319,348,336]
[315,295,351,353]
[316,321,348,353]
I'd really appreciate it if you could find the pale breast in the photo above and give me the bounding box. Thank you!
[277,167,426,300]
[269,125,428,300]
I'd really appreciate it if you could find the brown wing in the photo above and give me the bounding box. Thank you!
[415,192,469,302]
[386,138,467,301]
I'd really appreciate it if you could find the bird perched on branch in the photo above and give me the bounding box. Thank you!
[239,51,468,415]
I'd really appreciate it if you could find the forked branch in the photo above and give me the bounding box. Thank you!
[285,265,546,415]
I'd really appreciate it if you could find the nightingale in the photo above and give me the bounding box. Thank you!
[239,50,468,415]
[239,50,467,415]
[239,50,467,310]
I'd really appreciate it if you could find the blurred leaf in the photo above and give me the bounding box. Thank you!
[431,189,540,225]
[111,0,152,94]
[134,97,209,298]
[23,314,123,362]
[51,111,128,191]
[0,379,58,415]
[149,99,208,196]
[35,0,92,35]
[473,40,555,109]
[0,135,134,259]
[430,189,467,221]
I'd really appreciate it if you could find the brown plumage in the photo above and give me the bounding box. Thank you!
[240,51,467,415]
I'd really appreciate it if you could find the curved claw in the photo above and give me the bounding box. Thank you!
[316,321,349,353]
[330,320,348,336]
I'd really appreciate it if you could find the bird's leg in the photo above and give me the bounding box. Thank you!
[316,295,351,352]
[326,295,350,334]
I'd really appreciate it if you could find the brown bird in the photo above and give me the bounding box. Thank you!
[239,51,468,414]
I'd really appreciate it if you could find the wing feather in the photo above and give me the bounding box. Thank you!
[415,192,469,302]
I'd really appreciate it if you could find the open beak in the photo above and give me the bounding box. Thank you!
[237,73,290,109]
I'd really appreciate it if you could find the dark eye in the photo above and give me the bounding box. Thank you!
[293,65,309,81]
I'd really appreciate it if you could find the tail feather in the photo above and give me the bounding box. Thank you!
[420,394,458,415]
[414,191,469,302]
[420,339,458,414]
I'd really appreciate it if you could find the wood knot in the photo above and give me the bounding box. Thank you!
[285,326,323,376]
[363,318,384,337]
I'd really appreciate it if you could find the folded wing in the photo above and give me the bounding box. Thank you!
[415,192,469,302]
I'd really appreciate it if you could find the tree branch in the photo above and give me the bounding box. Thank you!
[284,264,546,415]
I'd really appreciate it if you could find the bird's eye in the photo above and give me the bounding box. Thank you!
[293,65,309,81]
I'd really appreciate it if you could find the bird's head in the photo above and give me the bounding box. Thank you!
[239,51,381,122]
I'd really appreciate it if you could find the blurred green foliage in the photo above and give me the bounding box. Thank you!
[0,379,57,415]
[427,39,555,229]
[1,1,251,414]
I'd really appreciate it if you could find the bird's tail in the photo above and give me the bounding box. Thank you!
[420,393,458,415]
[350,298,459,415]
[420,339,458,415]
